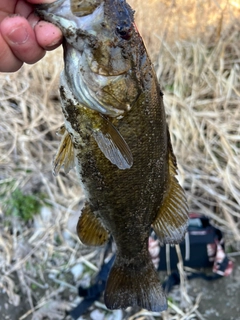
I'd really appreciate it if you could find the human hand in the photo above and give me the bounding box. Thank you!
[0,0,62,72]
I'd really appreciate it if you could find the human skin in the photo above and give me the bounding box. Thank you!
[0,0,62,72]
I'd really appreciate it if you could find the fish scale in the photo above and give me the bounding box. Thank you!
[35,0,188,312]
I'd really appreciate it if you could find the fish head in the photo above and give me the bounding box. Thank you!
[35,0,141,117]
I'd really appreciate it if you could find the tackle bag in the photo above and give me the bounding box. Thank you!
[158,213,232,273]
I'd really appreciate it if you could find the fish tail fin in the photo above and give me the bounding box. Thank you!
[104,254,167,312]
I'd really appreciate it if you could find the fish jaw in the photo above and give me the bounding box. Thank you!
[35,1,139,117]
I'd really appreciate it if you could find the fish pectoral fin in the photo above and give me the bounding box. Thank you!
[153,133,188,245]
[53,125,75,176]
[93,115,133,170]
[77,203,109,246]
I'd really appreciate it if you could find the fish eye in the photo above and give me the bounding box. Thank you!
[116,25,133,40]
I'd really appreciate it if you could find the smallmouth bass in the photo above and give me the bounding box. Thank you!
[36,0,188,312]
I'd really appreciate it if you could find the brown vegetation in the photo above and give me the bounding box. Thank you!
[0,0,240,319]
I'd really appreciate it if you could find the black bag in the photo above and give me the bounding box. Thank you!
[159,213,233,294]
[158,213,223,270]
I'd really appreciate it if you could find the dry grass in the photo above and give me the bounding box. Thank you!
[0,0,240,319]
[157,23,240,242]
[129,0,240,59]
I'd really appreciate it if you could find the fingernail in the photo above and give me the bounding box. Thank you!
[7,26,29,45]
[45,36,62,50]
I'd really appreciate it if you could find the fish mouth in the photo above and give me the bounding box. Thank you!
[36,0,138,117]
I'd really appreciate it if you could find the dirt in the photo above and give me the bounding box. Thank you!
[189,255,240,320]
[0,290,29,320]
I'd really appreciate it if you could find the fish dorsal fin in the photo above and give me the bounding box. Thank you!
[93,115,133,170]
[152,131,188,245]
[77,202,109,246]
[53,125,75,176]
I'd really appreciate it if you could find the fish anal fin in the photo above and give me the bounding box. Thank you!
[104,255,167,311]
[53,125,75,176]
[93,115,133,170]
[77,203,109,246]
[153,132,189,245]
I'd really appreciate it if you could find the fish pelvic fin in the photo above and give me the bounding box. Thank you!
[77,203,109,246]
[104,255,167,312]
[153,130,189,245]
[93,115,133,170]
[53,125,75,176]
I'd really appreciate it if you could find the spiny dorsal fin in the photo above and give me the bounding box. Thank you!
[53,125,75,176]
[93,115,133,170]
[152,129,188,245]
[77,203,109,246]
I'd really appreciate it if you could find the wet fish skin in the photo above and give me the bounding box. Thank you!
[71,0,102,16]
[35,0,188,312]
